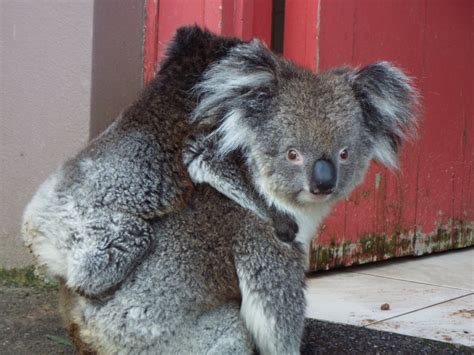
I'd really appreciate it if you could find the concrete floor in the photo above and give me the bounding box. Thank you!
[306,247,474,347]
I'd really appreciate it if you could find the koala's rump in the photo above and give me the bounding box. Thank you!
[69,186,253,353]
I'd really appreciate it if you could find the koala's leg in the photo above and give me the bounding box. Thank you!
[174,302,254,355]
[66,209,153,297]
[233,227,306,355]
[184,132,298,242]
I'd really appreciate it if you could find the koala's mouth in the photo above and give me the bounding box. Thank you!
[297,190,332,204]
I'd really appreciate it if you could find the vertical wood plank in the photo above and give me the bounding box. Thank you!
[252,0,273,46]
[348,0,425,258]
[156,0,206,65]
[313,0,425,268]
[233,0,255,41]
[283,0,319,71]
[415,0,473,252]
[143,0,159,83]
[318,0,354,71]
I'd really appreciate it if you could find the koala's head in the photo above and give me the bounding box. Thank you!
[192,40,418,213]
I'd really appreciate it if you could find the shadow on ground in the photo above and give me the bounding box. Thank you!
[0,284,472,355]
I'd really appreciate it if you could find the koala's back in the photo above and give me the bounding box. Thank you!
[23,26,244,232]
[60,186,258,354]
[22,27,244,281]
[21,94,189,282]
[60,115,187,216]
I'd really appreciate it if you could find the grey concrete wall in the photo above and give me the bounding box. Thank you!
[89,0,145,139]
[0,0,145,268]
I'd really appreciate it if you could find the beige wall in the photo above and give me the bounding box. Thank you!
[0,0,145,268]
[89,0,145,139]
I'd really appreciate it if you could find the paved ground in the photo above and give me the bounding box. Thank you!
[0,285,472,355]
[306,248,474,347]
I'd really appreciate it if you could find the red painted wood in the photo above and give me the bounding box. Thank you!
[283,0,319,71]
[143,0,272,83]
[318,0,425,251]
[416,0,473,244]
[156,0,207,68]
[142,0,473,268]
[284,0,473,268]
[233,0,254,41]
[143,0,159,83]
[251,0,272,46]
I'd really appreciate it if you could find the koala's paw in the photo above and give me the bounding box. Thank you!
[183,135,207,168]
[66,247,127,298]
[74,280,120,300]
[269,209,299,242]
[183,135,218,185]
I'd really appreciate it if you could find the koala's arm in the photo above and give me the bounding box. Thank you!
[184,131,298,242]
[65,210,154,298]
[233,225,306,355]
[22,170,156,298]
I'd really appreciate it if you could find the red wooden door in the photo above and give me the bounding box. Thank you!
[144,0,473,271]
[284,0,473,270]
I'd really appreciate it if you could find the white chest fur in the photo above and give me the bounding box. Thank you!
[293,205,329,246]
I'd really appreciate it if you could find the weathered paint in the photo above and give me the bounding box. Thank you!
[285,0,473,271]
[310,219,473,272]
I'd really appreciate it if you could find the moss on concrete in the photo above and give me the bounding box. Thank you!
[0,266,57,289]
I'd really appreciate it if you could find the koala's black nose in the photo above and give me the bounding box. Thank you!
[311,159,336,194]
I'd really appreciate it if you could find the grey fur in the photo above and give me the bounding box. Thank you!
[22,27,417,355]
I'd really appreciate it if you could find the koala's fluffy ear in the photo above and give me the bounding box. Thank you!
[351,62,418,168]
[192,40,277,156]
[159,26,214,71]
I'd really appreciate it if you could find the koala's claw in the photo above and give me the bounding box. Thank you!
[183,139,203,168]
[275,219,299,242]
[74,283,119,301]
[183,134,213,169]
[269,210,299,242]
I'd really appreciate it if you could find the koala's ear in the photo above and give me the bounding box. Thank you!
[192,40,277,156]
[159,26,214,72]
[351,62,418,168]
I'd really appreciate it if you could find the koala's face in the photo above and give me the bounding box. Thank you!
[193,40,417,212]
[250,70,374,207]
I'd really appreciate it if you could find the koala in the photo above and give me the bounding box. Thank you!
[189,44,417,243]
[24,27,417,354]
[21,27,296,299]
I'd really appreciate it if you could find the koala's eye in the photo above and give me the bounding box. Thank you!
[287,148,301,162]
[339,148,349,161]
